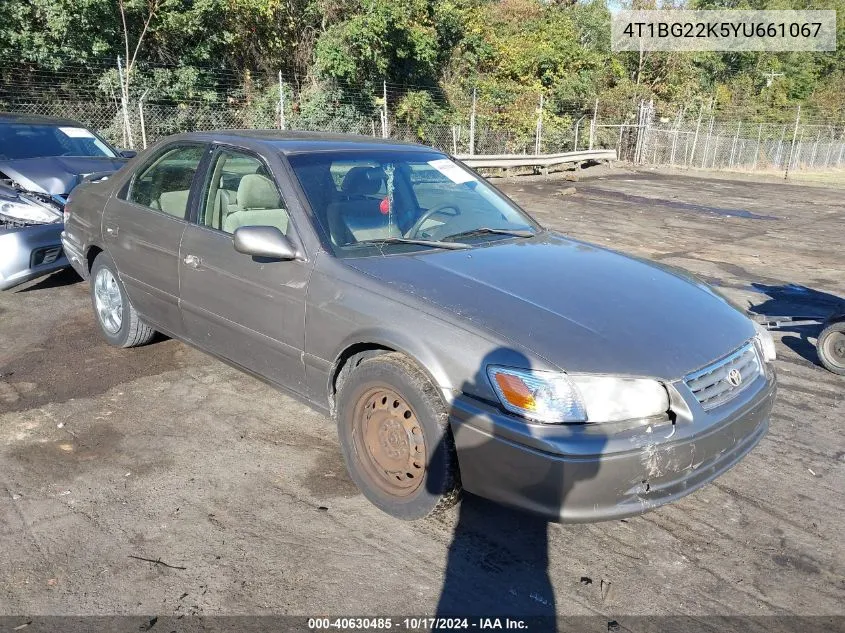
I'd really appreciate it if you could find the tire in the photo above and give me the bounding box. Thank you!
[817,319,845,375]
[335,352,461,520]
[90,252,156,348]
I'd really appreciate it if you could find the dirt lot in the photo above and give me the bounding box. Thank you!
[0,169,843,623]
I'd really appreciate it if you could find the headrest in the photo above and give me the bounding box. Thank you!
[341,166,384,196]
[238,174,281,209]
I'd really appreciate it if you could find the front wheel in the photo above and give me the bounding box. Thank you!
[90,252,156,348]
[335,352,461,520]
[818,319,845,375]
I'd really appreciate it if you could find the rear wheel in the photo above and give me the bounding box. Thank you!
[90,252,156,348]
[335,352,461,520]
[818,319,845,375]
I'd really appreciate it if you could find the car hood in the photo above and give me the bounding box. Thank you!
[0,156,126,196]
[346,232,755,380]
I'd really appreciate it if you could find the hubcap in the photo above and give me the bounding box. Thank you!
[352,387,426,497]
[94,268,123,334]
[823,330,845,369]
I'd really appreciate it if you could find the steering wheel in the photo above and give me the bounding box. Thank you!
[406,203,460,239]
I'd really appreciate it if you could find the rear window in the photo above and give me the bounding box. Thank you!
[0,123,117,160]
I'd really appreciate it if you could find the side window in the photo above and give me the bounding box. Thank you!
[200,149,290,236]
[126,145,204,219]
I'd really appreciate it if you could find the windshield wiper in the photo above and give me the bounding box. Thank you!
[355,237,472,250]
[443,227,537,242]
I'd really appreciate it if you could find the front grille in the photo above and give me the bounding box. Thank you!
[684,342,761,411]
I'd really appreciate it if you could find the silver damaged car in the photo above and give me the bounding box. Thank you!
[63,131,778,521]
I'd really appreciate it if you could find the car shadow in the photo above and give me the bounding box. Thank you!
[747,283,844,366]
[15,267,82,292]
[430,350,607,630]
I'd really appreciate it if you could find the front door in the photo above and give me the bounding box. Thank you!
[103,143,206,336]
[178,146,310,393]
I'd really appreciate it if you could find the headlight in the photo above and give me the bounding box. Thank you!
[487,366,670,424]
[0,199,61,224]
[752,320,777,362]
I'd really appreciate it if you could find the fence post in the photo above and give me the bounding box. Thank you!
[116,56,134,149]
[469,87,476,156]
[689,103,704,168]
[589,98,598,150]
[138,89,149,149]
[534,93,544,155]
[701,111,714,169]
[785,105,800,179]
[574,115,586,152]
[278,71,286,130]
[381,81,388,138]
[837,126,845,166]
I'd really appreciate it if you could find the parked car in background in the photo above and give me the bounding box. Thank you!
[0,113,132,290]
[63,130,777,522]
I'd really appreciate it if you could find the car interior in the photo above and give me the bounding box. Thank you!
[201,153,290,236]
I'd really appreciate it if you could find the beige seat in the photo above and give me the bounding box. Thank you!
[152,189,191,217]
[223,174,289,235]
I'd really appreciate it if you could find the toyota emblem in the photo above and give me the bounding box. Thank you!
[727,369,742,387]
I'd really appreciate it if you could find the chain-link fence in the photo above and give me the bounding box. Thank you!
[2,57,844,174]
[632,101,845,172]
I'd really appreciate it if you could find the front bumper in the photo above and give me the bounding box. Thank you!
[0,222,67,290]
[450,369,776,522]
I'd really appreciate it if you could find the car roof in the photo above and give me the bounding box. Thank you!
[161,129,438,155]
[0,112,88,127]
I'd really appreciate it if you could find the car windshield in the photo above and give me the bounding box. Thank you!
[0,123,117,160]
[287,149,540,256]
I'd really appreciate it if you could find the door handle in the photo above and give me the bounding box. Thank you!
[183,254,200,268]
[104,224,118,236]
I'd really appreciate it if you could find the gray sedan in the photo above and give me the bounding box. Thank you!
[62,131,777,521]
[0,113,129,290]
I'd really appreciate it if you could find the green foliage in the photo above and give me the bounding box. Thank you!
[291,82,375,133]
[314,0,440,85]
[0,0,842,132]
[395,90,452,139]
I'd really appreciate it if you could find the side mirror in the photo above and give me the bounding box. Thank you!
[119,149,137,159]
[233,226,298,260]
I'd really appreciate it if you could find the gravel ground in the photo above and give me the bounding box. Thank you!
[0,168,843,623]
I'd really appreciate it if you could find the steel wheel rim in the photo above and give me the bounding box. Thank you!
[822,330,845,369]
[352,386,427,497]
[94,268,123,334]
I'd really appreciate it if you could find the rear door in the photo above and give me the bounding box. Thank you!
[178,145,310,393]
[103,143,206,336]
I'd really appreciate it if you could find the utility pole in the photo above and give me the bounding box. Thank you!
[763,70,784,87]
